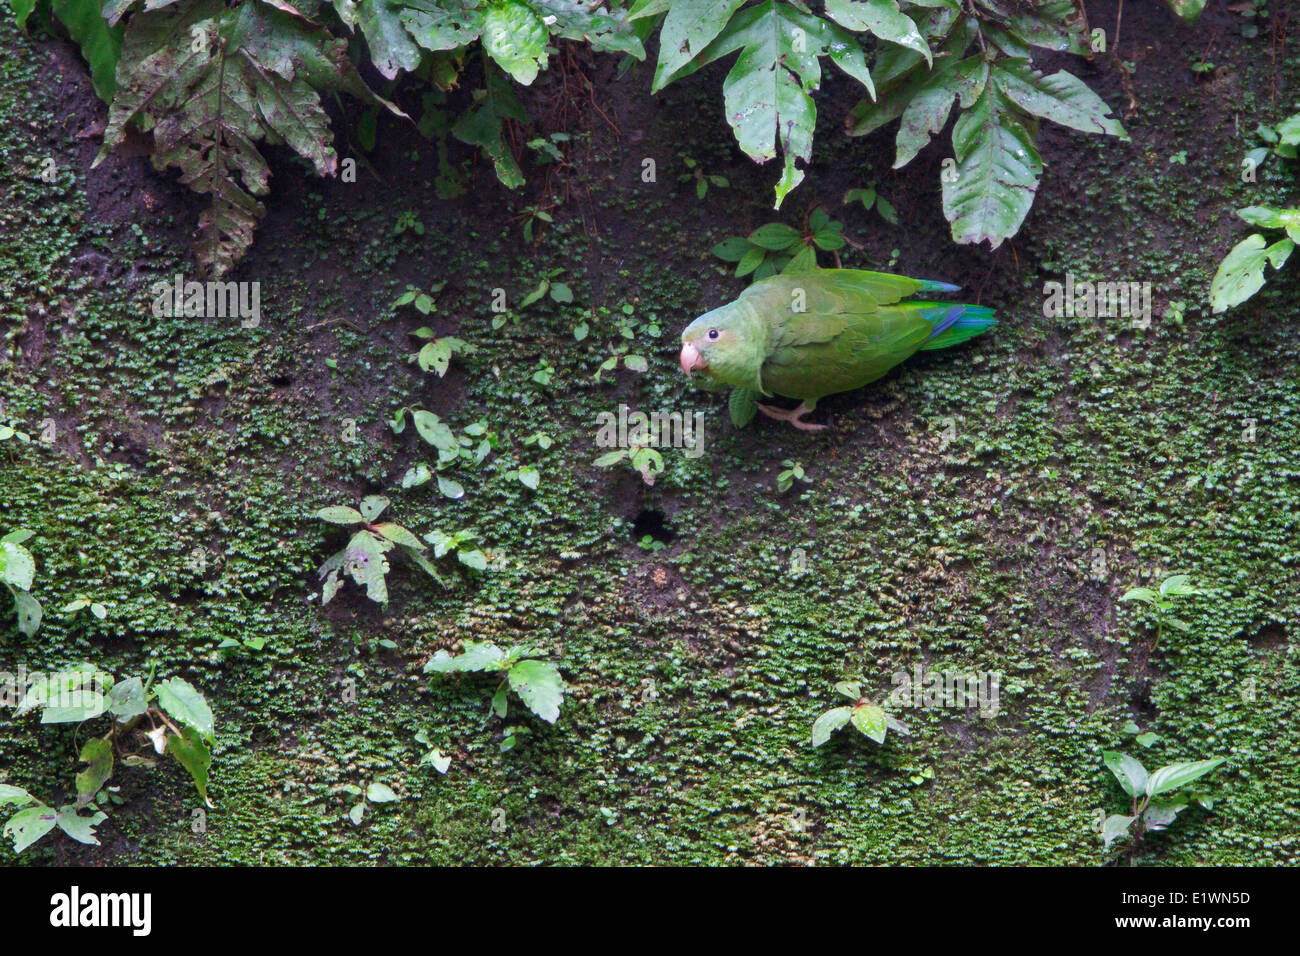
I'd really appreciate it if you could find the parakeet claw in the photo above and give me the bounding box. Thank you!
[756,402,827,432]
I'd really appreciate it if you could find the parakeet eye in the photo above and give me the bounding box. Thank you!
[707,328,719,340]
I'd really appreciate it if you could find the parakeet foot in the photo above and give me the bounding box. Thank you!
[756,402,827,432]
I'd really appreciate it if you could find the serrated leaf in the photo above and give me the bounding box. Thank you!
[318,505,365,525]
[507,659,564,723]
[98,0,396,275]
[824,0,930,64]
[372,522,424,549]
[994,60,1126,139]
[942,88,1043,249]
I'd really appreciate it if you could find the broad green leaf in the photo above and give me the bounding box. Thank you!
[359,495,389,522]
[1103,750,1149,798]
[650,0,746,92]
[55,806,107,845]
[834,681,861,700]
[1146,758,1224,798]
[660,1,874,208]
[1142,800,1186,831]
[0,540,35,591]
[0,785,34,808]
[537,0,646,59]
[10,0,38,29]
[417,339,453,376]
[1237,205,1300,243]
[166,725,213,807]
[811,705,852,746]
[1120,586,1158,605]
[51,0,125,102]
[458,548,488,571]
[436,475,465,499]
[342,531,391,603]
[824,0,930,64]
[482,0,549,85]
[518,465,540,490]
[850,703,888,743]
[942,88,1042,249]
[75,738,114,808]
[712,236,752,262]
[108,677,148,721]
[334,0,423,78]
[424,640,508,673]
[411,411,458,452]
[1102,813,1135,848]
[1159,574,1200,597]
[452,66,527,189]
[1166,0,1207,25]
[366,782,399,803]
[373,522,424,550]
[4,805,57,852]
[1210,233,1295,313]
[317,505,365,525]
[507,659,564,723]
[155,677,215,741]
[749,222,801,250]
[993,60,1127,139]
[12,590,41,638]
[400,0,485,53]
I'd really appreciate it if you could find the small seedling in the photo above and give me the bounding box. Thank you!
[593,445,664,487]
[393,280,445,316]
[776,460,809,493]
[61,594,111,621]
[811,681,910,747]
[344,781,400,825]
[519,268,573,309]
[423,528,489,571]
[679,153,728,199]
[316,495,445,604]
[712,208,847,280]
[1119,573,1201,649]
[414,730,452,774]
[1100,751,1224,849]
[409,327,475,378]
[424,641,565,724]
[842,186,898,224]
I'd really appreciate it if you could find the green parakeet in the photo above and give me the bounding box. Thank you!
[679,269,995,430]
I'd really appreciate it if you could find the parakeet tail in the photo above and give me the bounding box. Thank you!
[915,303,997,351]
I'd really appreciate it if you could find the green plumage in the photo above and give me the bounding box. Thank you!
[680,269,995,425]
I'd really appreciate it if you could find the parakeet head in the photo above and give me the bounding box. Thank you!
[679,303,765,392]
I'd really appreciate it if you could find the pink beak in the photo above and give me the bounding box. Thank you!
[680,341,705,376]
